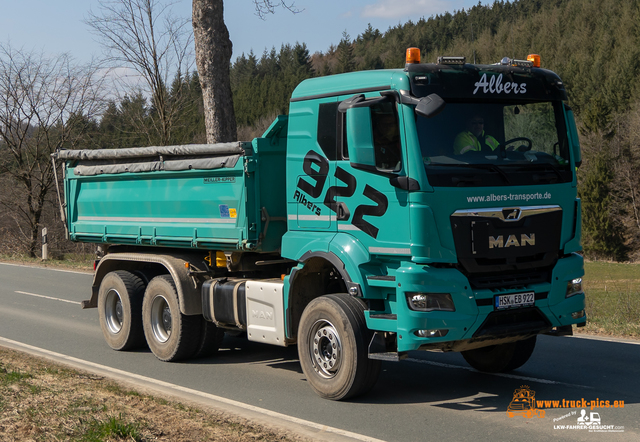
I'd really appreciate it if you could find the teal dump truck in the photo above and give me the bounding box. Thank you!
[54,49,586,400]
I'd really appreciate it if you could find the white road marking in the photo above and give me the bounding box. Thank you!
[0,337,386,442]
[406,358,592,389]
[570,334,640,345]
[15,291,81,305]
[0,262,91,275]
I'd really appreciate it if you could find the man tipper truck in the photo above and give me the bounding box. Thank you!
[54,48,586,400]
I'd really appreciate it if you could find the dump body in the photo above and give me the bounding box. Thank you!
[60,118,288,253]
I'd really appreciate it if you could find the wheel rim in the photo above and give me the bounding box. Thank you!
[105,289,124,334]
[150,295,172,343]
[308,320,342,378]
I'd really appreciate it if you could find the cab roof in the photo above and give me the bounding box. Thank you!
[290,63,567,103]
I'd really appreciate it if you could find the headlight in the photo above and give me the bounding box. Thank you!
[414,329,449,338]
[566,278,583,298]
[406,292,455,312]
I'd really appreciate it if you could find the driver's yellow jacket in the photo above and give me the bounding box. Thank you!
[453,130,499,155]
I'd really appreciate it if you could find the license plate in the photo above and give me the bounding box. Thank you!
[495,292,535,310]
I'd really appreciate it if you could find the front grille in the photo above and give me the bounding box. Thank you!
[451,206,562,276]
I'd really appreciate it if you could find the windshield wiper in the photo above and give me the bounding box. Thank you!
[427,163,511,184]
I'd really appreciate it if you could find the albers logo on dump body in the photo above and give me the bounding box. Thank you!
[489,234,535,248]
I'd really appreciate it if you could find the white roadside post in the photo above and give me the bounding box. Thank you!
[42,227,48,261]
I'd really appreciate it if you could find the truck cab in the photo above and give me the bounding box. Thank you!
[282,51,585,384]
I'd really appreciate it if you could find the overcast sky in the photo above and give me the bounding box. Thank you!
[1,0,488,65]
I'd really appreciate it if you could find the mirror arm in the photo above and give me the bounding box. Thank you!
[398,90,420,106]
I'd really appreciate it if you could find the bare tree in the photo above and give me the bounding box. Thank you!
[192,0,235,143]
[252,1,301,19]
[0,45,106,257]
[192,0,299,144]
[611,106,640,258]
[86,0,193,146]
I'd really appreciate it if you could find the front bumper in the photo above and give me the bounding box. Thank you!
[365,253,585,353]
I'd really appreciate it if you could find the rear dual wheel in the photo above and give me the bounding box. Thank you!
[98,271,146,351]
[98,271,224,361]
[142,275,202,362]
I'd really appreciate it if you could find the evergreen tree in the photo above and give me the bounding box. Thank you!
[335,31,355,74]
[579,150,628,261]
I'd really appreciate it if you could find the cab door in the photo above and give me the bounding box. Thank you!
[333,94,411,257]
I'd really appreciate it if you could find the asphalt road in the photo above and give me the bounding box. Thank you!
[0,262,638,441]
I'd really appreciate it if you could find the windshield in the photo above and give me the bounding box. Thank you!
[417,101,572,187]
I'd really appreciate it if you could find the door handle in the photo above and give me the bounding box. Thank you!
[336,202,350,221]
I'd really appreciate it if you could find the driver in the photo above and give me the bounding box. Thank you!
[453,115,499,155]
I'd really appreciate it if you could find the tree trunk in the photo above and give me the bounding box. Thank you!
[192,0,237,143]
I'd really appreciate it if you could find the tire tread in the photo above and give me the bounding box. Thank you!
[113,270,146,350]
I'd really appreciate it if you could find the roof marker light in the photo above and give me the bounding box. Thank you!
[527,54,541,68]
[406,47,421,65]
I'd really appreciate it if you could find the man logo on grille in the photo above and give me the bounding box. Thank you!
[489,234,536,248]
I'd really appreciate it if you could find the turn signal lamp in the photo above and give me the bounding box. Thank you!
[571,310,586,320]
[406,47,421,65]
[527,54,541,68]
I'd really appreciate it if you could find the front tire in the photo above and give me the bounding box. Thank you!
[142,275,201,362]
[298,294,381,400]
[461,336,537,373]
[98,271,146,351]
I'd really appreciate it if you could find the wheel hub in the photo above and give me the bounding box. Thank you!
[310,321,342,378]
[162,306,172,333]
[150,295,172,343]
[105,289,123,334]
[115,301,123,324]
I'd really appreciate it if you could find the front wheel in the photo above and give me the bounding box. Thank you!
[461,336,537,373]
[142,275,201,362]
[298,294,381,400]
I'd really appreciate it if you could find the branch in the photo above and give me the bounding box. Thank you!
[253,0,302,20]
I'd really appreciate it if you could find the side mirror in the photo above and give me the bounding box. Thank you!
[415,94,446,118]
[564,104,582,168]
[345,106,376,167]
[339,94,391,168]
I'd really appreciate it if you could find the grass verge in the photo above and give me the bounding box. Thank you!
[580,261,640,338]
[0,348,297,442]
[0,253,93,272]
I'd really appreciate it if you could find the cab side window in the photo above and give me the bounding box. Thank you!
[317,102,339,160]
[371,102,401,171]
